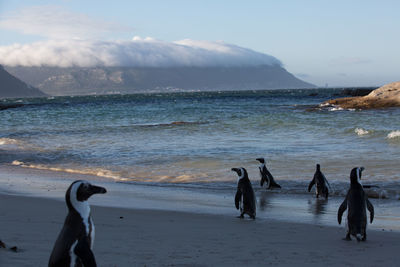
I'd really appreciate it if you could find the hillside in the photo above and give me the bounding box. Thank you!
[0,65,47,99]
[5,65,315,96]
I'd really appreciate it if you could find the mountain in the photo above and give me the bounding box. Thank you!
[0,65,47,99]
[4,65,315,96]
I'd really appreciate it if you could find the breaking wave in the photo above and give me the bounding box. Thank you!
[0,138,19,146]
[387,130,400,139]
[355,128,369,136]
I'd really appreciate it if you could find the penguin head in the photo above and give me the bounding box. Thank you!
[256,158,265,164]
[350,167,365,185]
[66,180,107,211]
[316,164,321,171]
[231,167,248,181]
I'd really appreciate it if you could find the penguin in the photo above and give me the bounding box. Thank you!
[232,167,256,219]
[338,167,374,241]
[49,180,107,267]
[256,158,281,189]
[308,164,330,199]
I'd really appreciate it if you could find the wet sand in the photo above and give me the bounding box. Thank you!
[1,193,400,266]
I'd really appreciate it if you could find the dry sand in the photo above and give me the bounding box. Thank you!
[1,193,400,267]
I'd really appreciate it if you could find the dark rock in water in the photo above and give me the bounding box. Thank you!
[0,103,25,111]
[309,93,318,97]
[341,88,375,96]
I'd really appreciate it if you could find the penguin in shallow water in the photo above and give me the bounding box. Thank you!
[232,167,256,219]
[256,158,281,189]
[338,167,374,241]
[308,164,330,199]
[49,180,107,267]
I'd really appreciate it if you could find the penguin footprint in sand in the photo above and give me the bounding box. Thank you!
[232,168,256,219]
[337,167,374,242]
[49,180,107,267]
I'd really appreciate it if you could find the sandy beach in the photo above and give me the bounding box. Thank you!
[1,191,400,267]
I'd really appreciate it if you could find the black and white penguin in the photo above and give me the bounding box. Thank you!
[49,180,107,267]
[338,167,374,241]
[256,158,281,189]
[232,167,256,219]
[308,164,330,199]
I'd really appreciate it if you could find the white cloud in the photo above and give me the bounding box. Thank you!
[0,5,281,68]
[0,5,132,39]
[0,38,282,68]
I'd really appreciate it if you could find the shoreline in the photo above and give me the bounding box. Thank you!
[1,163,400,231]
[2,193,400,266]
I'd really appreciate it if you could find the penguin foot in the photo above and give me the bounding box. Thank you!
[344,233,351,241]
[250,215,256,220]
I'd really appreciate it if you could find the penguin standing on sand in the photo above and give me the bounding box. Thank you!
[338,167,374,241]
[308,164,330,199]
[232,167,256,219]
[49,180,107,267]
[256,158,281,189]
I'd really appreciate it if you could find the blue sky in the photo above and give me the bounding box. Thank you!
[0,0,399,87]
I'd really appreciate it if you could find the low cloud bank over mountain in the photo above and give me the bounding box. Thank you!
[0,38,281,68]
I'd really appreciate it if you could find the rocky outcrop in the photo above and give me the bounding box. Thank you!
[324,81,400,109]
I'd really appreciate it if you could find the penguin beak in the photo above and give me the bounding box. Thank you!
[231,168,240,175]
[88,185,107,196]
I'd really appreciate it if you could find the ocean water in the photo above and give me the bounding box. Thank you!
[1,89,400,199]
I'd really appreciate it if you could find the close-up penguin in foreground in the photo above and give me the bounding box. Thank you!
[232,167,256,219]
[308,164,330,199]
[337,167,374,242]
[256,158,281,189]
[48,180,107,267]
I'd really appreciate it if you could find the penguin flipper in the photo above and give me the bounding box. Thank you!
[74,239,97,267]
[337,198,347,225]
[308,179,315,192]
[366,198,374,223]
[259,168,266,187]
[235,190,242,210]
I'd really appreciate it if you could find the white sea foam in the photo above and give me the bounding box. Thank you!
[0,138,19,145]
[328,106,344,111]
[319,102,330,107]
[387,131,400,139]
[11,161,128,181]
[355,128,369,136]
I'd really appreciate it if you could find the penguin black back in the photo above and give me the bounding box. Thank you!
[308,164,329,198]
[338,167,374,241]
[232,167,256,219]
[49,180,106,267]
